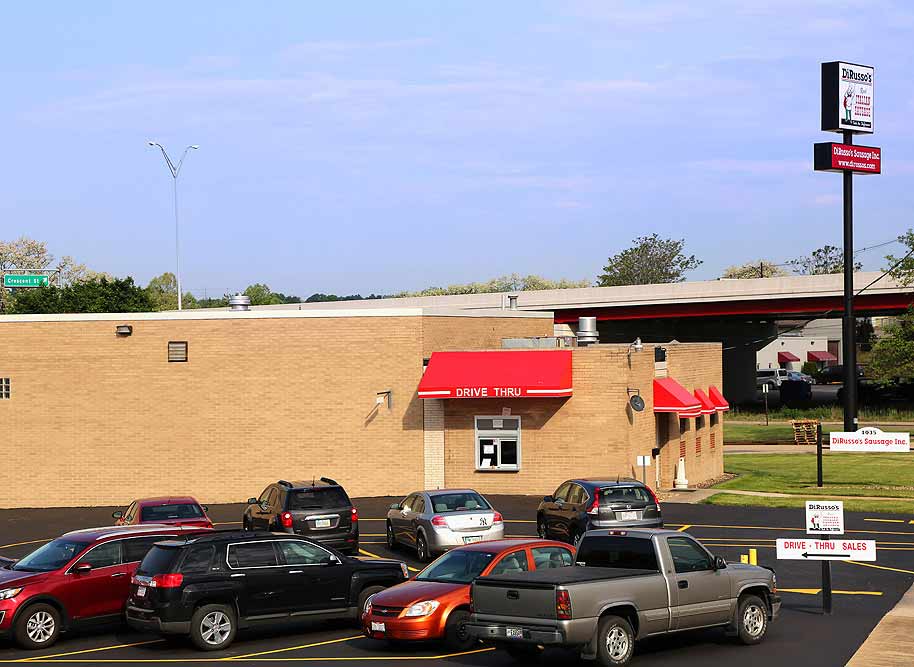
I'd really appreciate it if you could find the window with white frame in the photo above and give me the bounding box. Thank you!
[475,417,521,471]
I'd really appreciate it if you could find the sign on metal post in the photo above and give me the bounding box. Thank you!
[821,61,874,134]
[814,143,881,174]
[3,274,50,288]
[636,455,650,484]
[776,538,876,562]
[830,427,910,452]
[806,500,844,535]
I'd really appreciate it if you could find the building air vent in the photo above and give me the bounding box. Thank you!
[168,341,188,363]
[576,317,599,346]
[229,294,251,311]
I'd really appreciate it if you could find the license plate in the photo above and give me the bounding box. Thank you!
[463,535,482,544]
[506,627,523,639]
[371,622,386,633]
[616,511,639,521]
[136,586,146,598]
[315,519,332,528]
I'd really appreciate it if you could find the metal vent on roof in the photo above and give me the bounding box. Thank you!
[168,341,188,363]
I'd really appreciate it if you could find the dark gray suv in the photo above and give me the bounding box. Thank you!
[536,478,663,547]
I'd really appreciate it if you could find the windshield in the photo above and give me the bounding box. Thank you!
[599,486,652,504]
[427,492,490,513]
[287,488,350,510]
[416,550,497,584]
[12,538,89,572]
[140,503,204,522]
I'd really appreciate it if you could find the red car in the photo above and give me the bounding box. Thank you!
[0,524,210,649]
[113,496,213,528]
[362,539,574,650]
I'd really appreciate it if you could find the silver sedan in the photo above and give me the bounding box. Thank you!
[385,489,504,561]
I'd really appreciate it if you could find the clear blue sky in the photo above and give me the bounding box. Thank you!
[3,1,913,297]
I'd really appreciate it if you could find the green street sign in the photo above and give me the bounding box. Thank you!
[3,274,50,288]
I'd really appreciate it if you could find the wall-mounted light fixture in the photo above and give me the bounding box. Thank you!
[627,337,643,366]
[115,324,133,337]
[376,389,393,411]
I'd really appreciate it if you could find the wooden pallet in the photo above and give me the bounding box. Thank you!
[790,419,820,445]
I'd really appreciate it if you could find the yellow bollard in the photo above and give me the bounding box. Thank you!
[740,554,749,564]
[749,548,758,566]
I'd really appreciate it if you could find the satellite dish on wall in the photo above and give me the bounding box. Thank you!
[629,395,645,412]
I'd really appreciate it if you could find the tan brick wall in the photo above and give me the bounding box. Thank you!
[421,315,553,357]
[422,399,445,489]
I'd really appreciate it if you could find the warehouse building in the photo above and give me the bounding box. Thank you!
[0,307,725,508]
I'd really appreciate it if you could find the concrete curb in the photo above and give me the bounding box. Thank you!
[846,581,914,666]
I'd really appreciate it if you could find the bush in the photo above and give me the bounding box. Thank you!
[801,362,819,378]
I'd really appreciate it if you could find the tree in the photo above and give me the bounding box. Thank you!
[9,277,154,314]
[887,228,914,286]
[395,274,589,298]
[788,245,862,275]
[145,272,197,311]
[596,234,702,287]
[242,283,285,306]
[721,260,789,279]
[868,307,914,384]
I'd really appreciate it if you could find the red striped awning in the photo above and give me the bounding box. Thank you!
[708,385,730,412]
[653,378,702,417]
[778,351,801,363]
[693,388,717,415]
[417,350,572,399]
[808,350,837,362]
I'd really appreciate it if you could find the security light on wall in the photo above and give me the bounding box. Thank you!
[376,390,392,410]
[627,337,643,366]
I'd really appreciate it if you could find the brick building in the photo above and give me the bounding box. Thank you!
[0,307,725,508]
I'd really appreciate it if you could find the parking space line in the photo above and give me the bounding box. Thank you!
[358,547,420,572]
[252,646,496,661]
[17,640,164,662]
[225,634,362,660]
[865,518,905,523]
[677,525,692,532]
[842,560,914,576]
[0,538,51,550]
[212,521,242,526]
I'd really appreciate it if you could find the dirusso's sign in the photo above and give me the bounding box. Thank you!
[814,142,881,174]
[821,61,874,134]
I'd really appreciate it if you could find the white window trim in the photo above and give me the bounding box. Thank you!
[474,415,522,472]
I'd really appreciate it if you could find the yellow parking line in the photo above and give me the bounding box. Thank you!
[865,518,905,523]
[0,538,51,550]
[18,640,164,662]
[225,634,362,660]
[252,646,496,661]
[358,547,420,572]
[842,560,914,576]
[212,521,242,526]
[779,588,883,596]
[677,525,692,532]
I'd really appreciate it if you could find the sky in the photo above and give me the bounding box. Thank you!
[2,1,914,298]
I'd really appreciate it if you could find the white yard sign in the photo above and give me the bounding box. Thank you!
[776,538,876,562]
[830,427,910,453]
[806,500,844,535]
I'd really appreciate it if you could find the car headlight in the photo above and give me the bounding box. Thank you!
[403,600,440,617]
[399,562,410,579]
[0,587,23,600]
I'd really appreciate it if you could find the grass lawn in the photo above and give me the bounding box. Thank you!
[702,492,914,515]
[716,453,914,499]
[725,422,913,444]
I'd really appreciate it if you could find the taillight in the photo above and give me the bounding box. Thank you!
[431,515,448,527]
[351,507,359,522]
[492,511,503,524]
[646,485,661,508]
[150,573,183,588]
[586,489,600,516]
[281,512,293,528]
[556,589,572,620]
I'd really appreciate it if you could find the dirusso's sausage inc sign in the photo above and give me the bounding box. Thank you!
[821,61,874,134]
[829,427,910,452]
[814,142,881,174]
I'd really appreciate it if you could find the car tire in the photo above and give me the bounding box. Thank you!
[416,532,432,562]
[502,643,543,662]
[595,614,635,666]
[536,517,547,539]
[736,594,768,645]
[190,603,237,651]
[14,603,62,650]
[358,585,386,618]
[386,521,397,550]
[444,609,474,651]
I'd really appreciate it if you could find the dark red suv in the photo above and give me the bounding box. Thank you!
[0,524,209,649]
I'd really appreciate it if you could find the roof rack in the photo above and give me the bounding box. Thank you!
[319,476,338,486]
[277,480,292,488]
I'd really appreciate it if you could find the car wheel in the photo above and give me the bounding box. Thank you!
[14,603,61,650]
[190,604,236,651]
[444,609,474,651]
[416,532,431,562]
[386,521,397,550]
[595,614,635,666]
[358,585,386,617]
[536,517,547,539]
[736,594,768,645]
[502,643,543,662]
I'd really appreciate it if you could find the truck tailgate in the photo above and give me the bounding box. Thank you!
[472,579,557,620]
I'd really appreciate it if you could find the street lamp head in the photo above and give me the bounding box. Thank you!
[189,145,200,150]
[147,141,158,147]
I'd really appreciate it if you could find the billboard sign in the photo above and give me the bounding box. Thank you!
[830,427,910,452]
[821,62,874,134]
[814,142,881,174]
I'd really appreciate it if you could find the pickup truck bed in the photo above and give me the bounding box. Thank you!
[479,566,657,586]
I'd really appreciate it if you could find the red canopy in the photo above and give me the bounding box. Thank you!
[417,350,573,399]
[708,385,730,412]
[808,350,837,362]
[778,351,801,363]
[693,388,716,415]
[653,378,702,417]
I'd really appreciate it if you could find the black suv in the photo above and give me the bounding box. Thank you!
[243,478,359,554]
[536,478,663,546]
[125,531,407,651]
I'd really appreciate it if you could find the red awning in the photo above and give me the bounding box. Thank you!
[693,389,716,415]
[417,350,572,399]
[653,378,702,417]
[778,351,801,363]
[808,350,837,362]
[708,385,730,412]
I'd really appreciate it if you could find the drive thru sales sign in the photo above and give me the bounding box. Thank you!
[777,538,876,561]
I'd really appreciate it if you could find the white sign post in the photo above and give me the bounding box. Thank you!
[636,455,651,484]
[776,538,876,562]
[830,427,910,453]
[806,500,844,535]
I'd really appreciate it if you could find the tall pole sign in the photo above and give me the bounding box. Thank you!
[815,62,878,435]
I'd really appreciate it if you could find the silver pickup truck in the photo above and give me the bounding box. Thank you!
[467,529,780,666]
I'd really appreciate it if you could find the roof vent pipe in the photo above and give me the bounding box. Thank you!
[576,316,599,346]
[507,294,519,310]
[229,294,251,311]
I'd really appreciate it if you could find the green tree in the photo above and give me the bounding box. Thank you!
[721,260,789,279]
[395,274,589,298]
[869,230,914,384]
[0,236,101,311]
[145,272,197,311]
[788,245,862,275]
[596,234,702,286]
[9,277,153,314]
[242,283,285,306]
[887,228,914,285]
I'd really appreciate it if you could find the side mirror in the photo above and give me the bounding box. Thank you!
[74,563,93,575]
[201,505,209,512]
[714,556,727,570]
[247,498,258,505]
[112,510,123,519]
[543,496,553,503]
[322,555,342,566]
[389,503,400,510]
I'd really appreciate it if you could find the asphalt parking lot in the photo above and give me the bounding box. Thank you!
[1,497,912,666]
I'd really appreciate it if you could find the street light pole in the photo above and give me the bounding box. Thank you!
[148,142,199,310]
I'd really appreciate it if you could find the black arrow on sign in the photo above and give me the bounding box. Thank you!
[802,552,851,559]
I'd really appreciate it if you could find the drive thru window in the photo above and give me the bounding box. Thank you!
[475,417,521,471]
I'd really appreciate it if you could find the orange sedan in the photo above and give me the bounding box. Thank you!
[361,539,574,650]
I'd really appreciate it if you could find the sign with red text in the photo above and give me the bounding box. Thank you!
[806,500,844,535]
[821,61,874,133]
[830,427,910,453]
[814,143,881,174]
[776,538,875,561]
